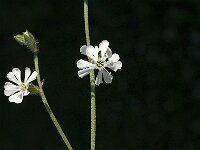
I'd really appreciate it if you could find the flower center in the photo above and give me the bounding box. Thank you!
[96,59,104,68]
[19,83,28,92]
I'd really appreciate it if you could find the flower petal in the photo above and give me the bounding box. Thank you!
[106,47,112,58]
[8,91,23,104]
[7,72,20,84]
[78,67,94,78]
[26,71,37,83]
[80,45,99,61]
[15,93,24,104]
[95,70,103,86]
[23,90,30,96]
[102,69,113,84]
[93,46,99,60]
[4,90,19,96]
[12,68,21,83]
[24,67,31,83]
[80,45,94,58]
[99,40,109,58]
[4,82,19,91]
[107,61,122,72]
[80,45,87,55]
[8,91,20,102]
[4,82,19,95]
[77,59,94,69]
[87,46,99,60]
[109,53,120,62]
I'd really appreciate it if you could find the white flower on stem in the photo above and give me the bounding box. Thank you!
[77,40,122,85]
[4,68,37,104]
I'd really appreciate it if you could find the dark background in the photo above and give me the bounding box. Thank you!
[1,0,200,149]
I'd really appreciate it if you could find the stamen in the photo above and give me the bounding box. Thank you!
[96,59,104,68]
[104,68,111,75]
[19,83,28,92]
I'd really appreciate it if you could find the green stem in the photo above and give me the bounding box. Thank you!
[84,0,96,150]
[90,72,96,150]
[84,0,90,46]
[33,52,73,150]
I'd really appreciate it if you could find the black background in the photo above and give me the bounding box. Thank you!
[1,0,200,149]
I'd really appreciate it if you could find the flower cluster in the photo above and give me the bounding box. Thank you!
[4,39,122,103]
[77,40,122,85]
[4,68,37,103]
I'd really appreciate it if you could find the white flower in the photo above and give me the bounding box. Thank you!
[4,68,37,104]
[77,40,122,85]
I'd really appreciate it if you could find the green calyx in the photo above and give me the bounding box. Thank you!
[28,83,40,95]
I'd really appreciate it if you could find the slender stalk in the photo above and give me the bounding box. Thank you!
[84,0,90,46]
[84,0,96,150]
[33,52,73,150]
[90,73,96,150]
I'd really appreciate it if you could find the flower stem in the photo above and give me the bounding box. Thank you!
[84,0,96,150]
[84,0,90,46]
[33,52,73,150]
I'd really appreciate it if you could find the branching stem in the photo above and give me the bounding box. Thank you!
[33,52,73,150]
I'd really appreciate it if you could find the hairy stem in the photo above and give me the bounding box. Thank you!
[90,71,96,150]
[84,0,96,150]
[84,0,90,46]
[33,52,73,150]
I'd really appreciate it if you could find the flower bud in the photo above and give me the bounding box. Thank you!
[14,34,26,45]
[23,30,38,52]
[14,30,39,52]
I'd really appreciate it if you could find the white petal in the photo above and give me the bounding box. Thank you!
[102,69,113,84]
[4,83,19,95]
[106,47,112,58]
[24,67,31,83]
[7,72,20,84]
[77,59,94,69]
[4,82,19,91]
[87,46,99,60]
[8,91,20,102]
[95,70,103,86]
[8,91,23,104]
[4,90,19,96]
[109,53,120,62]
[15,93,24,104]
[80,45,87,55]
[80,45,95,59]
[107,61,122,72]
[99,40,109,58]
[80,45,99,61]
[23,90,30,96]
[78,67,94,78]
[26,71,37,83]
[93,46,99,60]
[12,68,21,83]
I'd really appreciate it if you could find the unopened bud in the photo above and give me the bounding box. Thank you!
[14,34,26,45]
[23,30,38,52]
[14,30,39,52]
